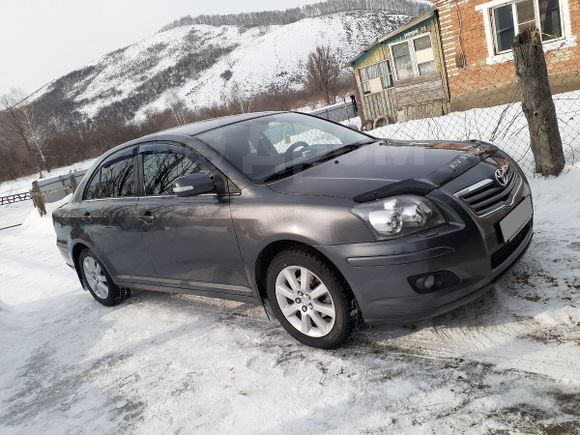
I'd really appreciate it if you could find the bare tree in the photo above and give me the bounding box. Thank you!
[305,45,341,105]
[165,91,189,126]
[228,81,255,113]
[0,88,51,177]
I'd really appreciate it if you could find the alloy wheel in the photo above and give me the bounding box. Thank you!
[83,256,109,299]
[275,265,336,337]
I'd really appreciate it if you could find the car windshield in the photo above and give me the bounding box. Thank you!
[195,112,374,182]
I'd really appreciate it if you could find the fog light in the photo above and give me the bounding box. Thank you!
[423,274,436,290]
[408,271,460,294]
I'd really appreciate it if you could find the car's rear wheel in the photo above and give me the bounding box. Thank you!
[78,248,127,306]
[266,248,356,349]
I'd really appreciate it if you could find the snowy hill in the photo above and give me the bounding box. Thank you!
[30,1,431,123]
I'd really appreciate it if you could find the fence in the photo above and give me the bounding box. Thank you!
[34,170,86,203]
[307,99,358,123]
[0,170,86,220]
[0,192,31,205]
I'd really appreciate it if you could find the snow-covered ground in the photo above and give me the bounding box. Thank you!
[0,201,33,230]
[0,165,579,433]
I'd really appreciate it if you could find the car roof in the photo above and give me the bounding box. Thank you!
[131,111,282,143]
[97,111,285,160]
[172,111,282,136]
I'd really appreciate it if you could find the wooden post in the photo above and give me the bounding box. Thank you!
[31,181,47,217]
[512,28,565,176]
[69,174,78,193]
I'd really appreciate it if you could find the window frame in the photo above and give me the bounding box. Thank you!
[137,142,217,198]
[477,0,571,63]
[490,0,564,54]
[359,59,394,95]
[388,32,437,82]
[82,145,139,202]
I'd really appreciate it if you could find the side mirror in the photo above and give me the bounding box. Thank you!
[173,173,215,197]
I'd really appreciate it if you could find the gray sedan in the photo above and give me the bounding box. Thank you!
[53,112,533,348]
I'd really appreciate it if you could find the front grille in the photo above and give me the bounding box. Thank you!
[456,165,521,216]
[491,221,532,270]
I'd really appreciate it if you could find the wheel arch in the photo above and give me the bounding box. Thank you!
[254,240,357,308]
[71,242,91,288]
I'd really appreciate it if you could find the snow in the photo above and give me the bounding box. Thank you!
[341,116,362,130]
[136,13,407,118]
[0,200,32,229]
[1,165,579,432]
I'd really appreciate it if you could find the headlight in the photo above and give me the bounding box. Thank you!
[351,195,446,240]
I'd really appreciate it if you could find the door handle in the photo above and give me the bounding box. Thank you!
[81,212,92,223]
[140,211,156,224]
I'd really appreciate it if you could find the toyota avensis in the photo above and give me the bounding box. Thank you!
[53,111,533,348]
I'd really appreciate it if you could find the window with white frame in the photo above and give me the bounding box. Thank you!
[490,0,564,54]
[359,60,394,94]
[390,34,436,81]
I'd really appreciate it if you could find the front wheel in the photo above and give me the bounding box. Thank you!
[266,248,356,349]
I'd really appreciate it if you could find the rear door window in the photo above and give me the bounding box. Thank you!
[84,147,137,200]
[140,144,214,196]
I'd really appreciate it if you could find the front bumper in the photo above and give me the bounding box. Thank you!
[319,188,533,324]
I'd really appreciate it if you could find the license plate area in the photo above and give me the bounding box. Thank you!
[498,196,533,242]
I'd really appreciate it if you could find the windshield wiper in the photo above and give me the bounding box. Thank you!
[348,139,380,146]
[307,139,378,163]
[263,162,317,183]
[263,140,378,183]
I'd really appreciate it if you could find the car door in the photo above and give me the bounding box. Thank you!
[136,142,251,295]
[79,146,154,281]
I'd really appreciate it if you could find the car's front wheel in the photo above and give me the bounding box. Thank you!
[266,248,356,349]
[78,248,127,306]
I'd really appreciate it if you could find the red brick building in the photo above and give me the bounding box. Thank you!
[433,0,579,109]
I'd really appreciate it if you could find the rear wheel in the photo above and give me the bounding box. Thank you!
[266,248,356,349]
[78,248,127,306]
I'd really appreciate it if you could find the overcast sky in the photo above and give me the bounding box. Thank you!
[0,0,320,96]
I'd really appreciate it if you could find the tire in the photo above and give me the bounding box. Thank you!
[78,248,127,307]
[373,116,390,129]
[266,248,356,349]
[361,120,374,132]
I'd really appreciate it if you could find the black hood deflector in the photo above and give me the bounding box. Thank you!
[353,140,497,203]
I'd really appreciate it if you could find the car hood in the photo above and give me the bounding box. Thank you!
[266,139,498,200]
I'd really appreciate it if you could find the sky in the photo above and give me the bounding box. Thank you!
[0,0,321,97]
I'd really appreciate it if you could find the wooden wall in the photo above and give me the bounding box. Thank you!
[352,14,451,126]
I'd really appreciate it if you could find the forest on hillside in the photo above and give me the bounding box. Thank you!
[160,0,431,31]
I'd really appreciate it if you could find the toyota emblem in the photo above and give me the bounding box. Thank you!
[495,165,509,187]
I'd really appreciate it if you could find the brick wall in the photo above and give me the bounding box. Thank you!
[432,0,580,110]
